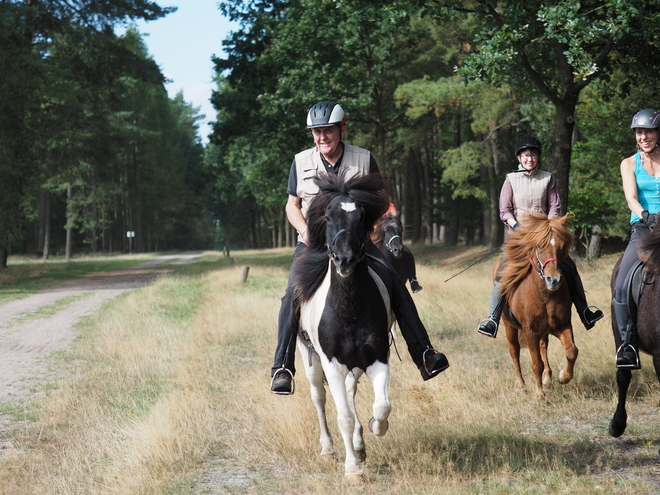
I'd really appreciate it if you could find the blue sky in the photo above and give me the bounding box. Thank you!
[132,1,237,143]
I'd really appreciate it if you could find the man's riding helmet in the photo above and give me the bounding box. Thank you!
[630,109,660,130]
[515,135,542,156]
[307,101,346,128]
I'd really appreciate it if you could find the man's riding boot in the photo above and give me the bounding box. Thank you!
[613,299,641,370]
[564,258,603,330]
[477,281,505,338]
[410,278,423,293]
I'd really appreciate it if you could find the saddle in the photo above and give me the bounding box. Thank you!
[623,259,653,317]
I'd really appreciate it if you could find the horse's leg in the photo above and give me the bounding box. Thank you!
[556,327,578,385]
[506,322,526,393]
[609,368,632,437]
[298,340,334,458]
[323,364,363,479]
[540,335,553,389]
[346,369,366,462]
[366,360,391,437]
[525,332,546,401]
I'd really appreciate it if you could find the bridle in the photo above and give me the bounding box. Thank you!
[328,228,366,262]
[384,233,402,254]
[530,247,561,279]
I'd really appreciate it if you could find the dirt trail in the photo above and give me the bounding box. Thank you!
[0,253,202,405]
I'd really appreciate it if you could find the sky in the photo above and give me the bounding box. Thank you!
[132,1,237,144]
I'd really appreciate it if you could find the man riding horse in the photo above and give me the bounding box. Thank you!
[270,100,449,395]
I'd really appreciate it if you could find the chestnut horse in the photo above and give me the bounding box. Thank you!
[292,173,392,480]
[497,213,578,400]
[609,224,660,439]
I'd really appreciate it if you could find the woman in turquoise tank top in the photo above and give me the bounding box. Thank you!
[614,108,660,369]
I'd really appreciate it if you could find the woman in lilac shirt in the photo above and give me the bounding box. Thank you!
[613,109,660,369]
[477,135,603,338]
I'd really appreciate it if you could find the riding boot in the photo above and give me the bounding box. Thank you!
[612,299,641,370]
[270,286,299,394]
[564,257,603,330]
[409,278,423,293]
[477,281,505,338]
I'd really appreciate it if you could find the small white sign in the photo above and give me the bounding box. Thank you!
[126,231,135,238]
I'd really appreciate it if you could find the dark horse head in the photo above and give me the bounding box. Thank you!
[294,173,389,302]
[374,212,405,258]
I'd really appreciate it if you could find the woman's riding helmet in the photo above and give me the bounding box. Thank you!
[630,109,660,130]
[515,135,542,156]
[307,101,346,128]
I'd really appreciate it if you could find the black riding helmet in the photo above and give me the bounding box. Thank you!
[631,109,660,130]
[515,135,542,156]
[307,101,346,128]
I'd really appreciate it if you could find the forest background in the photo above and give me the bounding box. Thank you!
[2,0,659,265]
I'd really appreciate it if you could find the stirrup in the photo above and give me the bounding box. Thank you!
[270,368,295,395]
[615,344,641,370]
[581,305,604,329]
[477,317,498,338]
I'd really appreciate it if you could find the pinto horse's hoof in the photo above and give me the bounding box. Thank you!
[368,417,389,436]
[345,473,365,484]
[355,449,367,463]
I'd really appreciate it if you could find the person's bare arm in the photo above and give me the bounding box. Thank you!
[621,156,644,218]
[285,194,309,244]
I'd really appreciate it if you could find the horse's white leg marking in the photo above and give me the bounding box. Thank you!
[297,338,334,456]
[299,264,335,457]
[324,360,363,477]
[366,361,391,437]
[346,369,366,461]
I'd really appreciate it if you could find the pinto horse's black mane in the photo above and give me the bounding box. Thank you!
[292,173,389,305]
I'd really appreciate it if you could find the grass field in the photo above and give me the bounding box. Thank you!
[0,247,659,494]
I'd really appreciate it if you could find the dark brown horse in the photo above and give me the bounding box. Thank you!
[497,213,578,400]
[609,225,660,439]
[372,210,422,293]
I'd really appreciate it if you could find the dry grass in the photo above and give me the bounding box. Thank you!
[1,248,660,494]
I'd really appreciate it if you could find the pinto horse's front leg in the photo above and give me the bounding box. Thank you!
[298,340,334,458]
[346,369,366,462]
[323,363,364,479]
[540,335,553,389]
[366,360,391,437]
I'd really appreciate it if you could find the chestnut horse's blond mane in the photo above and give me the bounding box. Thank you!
[499,213,574,301]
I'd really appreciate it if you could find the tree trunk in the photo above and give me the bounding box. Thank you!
[587,225,602,261]
[0,248,7,269]
[65,185,73,261]
[42,191,50,261]
[546,100,577,214]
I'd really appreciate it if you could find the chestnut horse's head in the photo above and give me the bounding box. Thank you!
[500,213,574,299]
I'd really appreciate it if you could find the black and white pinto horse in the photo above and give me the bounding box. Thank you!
[292,173,393,480]
[373,211,423,293]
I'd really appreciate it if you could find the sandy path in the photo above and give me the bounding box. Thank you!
[0,252,202,404]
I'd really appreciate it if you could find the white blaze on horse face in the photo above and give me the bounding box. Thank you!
[341,202,356,212]
[550,237,556,246]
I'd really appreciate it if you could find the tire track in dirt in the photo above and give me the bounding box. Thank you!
[0,253,202,405]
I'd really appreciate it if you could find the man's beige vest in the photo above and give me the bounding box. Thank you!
[507,168,553,223]
[294,143,371,221]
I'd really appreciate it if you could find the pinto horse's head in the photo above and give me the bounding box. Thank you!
[326,196,368,277]
[304,174,390,278]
